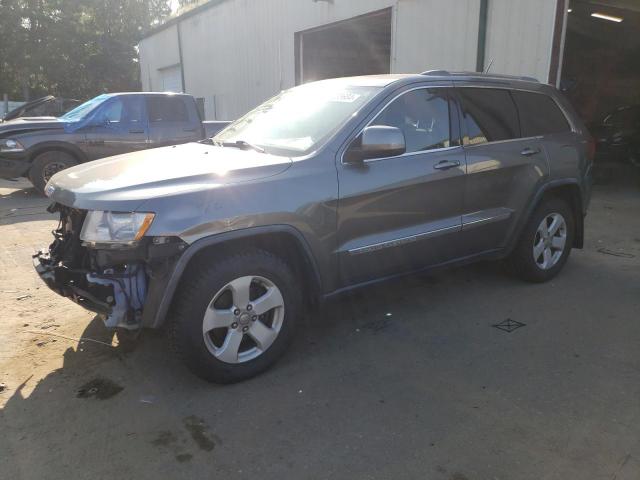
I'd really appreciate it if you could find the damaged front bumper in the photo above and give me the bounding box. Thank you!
[33,204,186,330]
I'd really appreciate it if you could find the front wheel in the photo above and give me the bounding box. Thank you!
[29,150,77,194]
[508,197,575,283]
[169,249,301,383]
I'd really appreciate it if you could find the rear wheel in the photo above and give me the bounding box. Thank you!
[29,150,77,194]
[169,249,301,383]
[508,197,575,283]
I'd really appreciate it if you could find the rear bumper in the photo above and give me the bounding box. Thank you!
[0,154,30,178]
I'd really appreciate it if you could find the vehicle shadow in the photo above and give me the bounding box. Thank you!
[0,260,508,479]
[0,314,189,478]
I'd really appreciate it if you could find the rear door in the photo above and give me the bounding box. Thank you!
[336,86,467,286]
[81,95,148,160]
[453,86,548,255]
[146,96,204,148]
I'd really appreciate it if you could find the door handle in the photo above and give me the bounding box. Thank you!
[521,147,541,156]
[433,160,461,170]
[129,129,144,134]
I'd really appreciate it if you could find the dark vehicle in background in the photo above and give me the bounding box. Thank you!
[0,92,230,192]
[35,72,593,383]
[1,96,82,122]
[590,105,640,167]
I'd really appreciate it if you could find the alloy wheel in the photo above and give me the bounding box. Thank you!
[202,275,284,363]
[42,161,69,183]
[533,212,567,270]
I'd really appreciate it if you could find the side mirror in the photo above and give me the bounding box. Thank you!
[345,125,406,163]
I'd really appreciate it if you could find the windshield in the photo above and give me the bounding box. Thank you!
[213,82,382,156]
[60,94,110,121]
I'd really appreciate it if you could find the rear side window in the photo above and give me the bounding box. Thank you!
[458,88,519,144]
[147,96,189,123]
[512,91,571,136]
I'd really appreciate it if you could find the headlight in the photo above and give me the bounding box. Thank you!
[0,138,25,152]
[80,211,155,245]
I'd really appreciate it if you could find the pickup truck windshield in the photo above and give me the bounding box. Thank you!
[61,94,110,122]
[214,83,381,156]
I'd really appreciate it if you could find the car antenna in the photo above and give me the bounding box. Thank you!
[484,58,495,74]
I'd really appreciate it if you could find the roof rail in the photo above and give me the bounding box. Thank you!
[420,70,539,83]
[421,69,450,76]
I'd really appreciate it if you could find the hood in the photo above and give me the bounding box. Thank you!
[0,117,65,136]
[2,95,55,121]
[46,142,293,211]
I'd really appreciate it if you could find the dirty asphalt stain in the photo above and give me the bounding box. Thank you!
[76,377,123,400]
[450,473,469,480]
[183,415,216,451]
[361,318,392,333]
[151,430,178,447]
[176,453,193,463]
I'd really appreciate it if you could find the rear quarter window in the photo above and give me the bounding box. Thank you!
[511,91,571,136]
[457,88,520,145]
[147,96,189,123]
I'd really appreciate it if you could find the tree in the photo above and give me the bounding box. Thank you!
[0,0,172,100]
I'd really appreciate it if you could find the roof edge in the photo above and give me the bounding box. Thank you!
[139,0,228,42]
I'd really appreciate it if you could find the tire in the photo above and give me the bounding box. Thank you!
[29,150,77,194]
[169,249,301,384]
[508,197,575,283]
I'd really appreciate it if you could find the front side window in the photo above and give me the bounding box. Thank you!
[97,97,144,125]
[458,88,519,145]
[101,99,124,123]
[61,94,110,122]
[512,91,571,136]
[371,89,451,153]
[214,82,381,156]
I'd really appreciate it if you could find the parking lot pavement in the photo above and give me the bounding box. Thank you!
[1,171,639,480]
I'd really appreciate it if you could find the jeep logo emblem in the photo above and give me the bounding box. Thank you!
[44,184,55,197]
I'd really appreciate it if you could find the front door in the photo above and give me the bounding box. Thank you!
[336,87,467,286]
[82,96,148,160]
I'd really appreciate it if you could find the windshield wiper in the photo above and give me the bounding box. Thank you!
[213,139,265,153]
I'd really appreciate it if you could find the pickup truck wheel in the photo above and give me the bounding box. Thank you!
[169,249,301,384]
[29,151,77,193]
[508,197,575,283]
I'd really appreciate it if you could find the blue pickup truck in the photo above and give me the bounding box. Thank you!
[0,92,230,192]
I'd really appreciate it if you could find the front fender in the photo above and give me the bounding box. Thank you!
[141,225,323,329]
[27,140,88,164]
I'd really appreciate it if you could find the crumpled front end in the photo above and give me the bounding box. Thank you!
[33,203,185,330]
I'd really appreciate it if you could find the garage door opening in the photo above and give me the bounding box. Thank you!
[295,8,392,85]
[159,64,184,93]
[561,0,640,126]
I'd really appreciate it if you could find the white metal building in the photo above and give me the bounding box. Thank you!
[138,0,566,121]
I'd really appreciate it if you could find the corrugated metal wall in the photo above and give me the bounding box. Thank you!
[139,0,558,120]
[485,0,557,80]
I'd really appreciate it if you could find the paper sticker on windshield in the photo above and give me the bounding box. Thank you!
[328,92,361,103]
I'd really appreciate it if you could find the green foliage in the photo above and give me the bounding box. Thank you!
[0,0,171,100]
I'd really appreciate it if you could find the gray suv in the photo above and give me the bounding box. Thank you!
[34,71,593,383]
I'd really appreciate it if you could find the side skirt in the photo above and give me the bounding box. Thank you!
[323,247,506,300]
